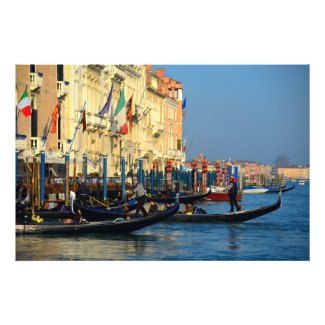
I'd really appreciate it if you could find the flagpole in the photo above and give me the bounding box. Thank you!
[69,101,86,153]
[42,116,54,147]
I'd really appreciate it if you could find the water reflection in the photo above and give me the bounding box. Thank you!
[227,226,240,250]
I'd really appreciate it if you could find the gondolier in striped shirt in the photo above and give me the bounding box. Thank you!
[129,181,148,217]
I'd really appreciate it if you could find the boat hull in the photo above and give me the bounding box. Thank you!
[166,195,281,223]
[16,202,179,234]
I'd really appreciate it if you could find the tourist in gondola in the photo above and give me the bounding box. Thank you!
[148,200,159,214]
[76,182,90,206]
[224,176,241,213]
[129,181,148,217]
[16,181,30,211]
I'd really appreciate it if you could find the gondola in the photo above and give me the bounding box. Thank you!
[148,189,211,204]
[16,201,179,235]
[265,185,295,193]
[165,193,281,223]
[72,199,138,221]
[16,199,138,223]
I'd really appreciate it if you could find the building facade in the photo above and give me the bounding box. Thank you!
[16,64,184,179]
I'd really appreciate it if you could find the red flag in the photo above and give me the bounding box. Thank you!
[50,103,59,133]
[126,95,133,129]
[81,109,86,132]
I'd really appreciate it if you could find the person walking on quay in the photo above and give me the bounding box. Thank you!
[224,176,241,213]
[76,182,90,206]
[129,181,148,217]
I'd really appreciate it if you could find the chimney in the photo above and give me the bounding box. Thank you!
[155,68,165,78]
[146,64,152,72]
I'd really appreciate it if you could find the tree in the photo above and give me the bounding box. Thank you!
[274,154,290,167]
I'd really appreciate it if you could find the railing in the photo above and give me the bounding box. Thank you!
[30,72,43,91]
[57,81,69,98]
[16,134,27,152]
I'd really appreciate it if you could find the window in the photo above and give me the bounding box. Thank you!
[57,65,64,81]
[30,65,35,73]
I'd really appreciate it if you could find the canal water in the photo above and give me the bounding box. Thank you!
[16,181,309,261]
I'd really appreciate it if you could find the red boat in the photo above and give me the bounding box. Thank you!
[206,186,243,201]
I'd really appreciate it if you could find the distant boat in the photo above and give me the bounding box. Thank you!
[243,185,268,194]
[207,186,242,201]
[299,180,305,185]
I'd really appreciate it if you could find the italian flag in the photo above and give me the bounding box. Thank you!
[114,88,128,135]
[17,89,32,117]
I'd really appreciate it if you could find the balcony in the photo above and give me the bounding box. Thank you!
[110,65,126,82]
[30,137,43,156]
[93,114,107,130]
[58,139,72,157]
[57,81,69,98]
[152,122,164,138]
[167,149,182,160]
[16,134,27,153]
[30,72,43,92]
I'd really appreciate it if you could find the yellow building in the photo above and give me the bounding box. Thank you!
[16,64,184,178]
[278,166,310,180]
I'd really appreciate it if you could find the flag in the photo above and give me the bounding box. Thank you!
[81,108,86,132]
[182,138,186,152]
[50,103,59,133]
[98,80,114,115]
[114,88,128,135]
[126,95,133,129]
[182,97,187,109]
[17,89,32,117]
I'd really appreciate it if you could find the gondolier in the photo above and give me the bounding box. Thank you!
[129,181,148,217]
[224,176,241,213]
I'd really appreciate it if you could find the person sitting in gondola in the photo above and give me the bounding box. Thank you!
[129,181,148,218]
[224,176,241,213]
[76,182,90,206]
[148,200,159,214]
[16,182,30,211]
[184,203,193,214]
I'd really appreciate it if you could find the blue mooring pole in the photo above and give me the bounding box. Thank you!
[139,158,143,184]
[121,156,125,198]
[40,150,45,206]
[83,153,87,184]
[103,154,107,202]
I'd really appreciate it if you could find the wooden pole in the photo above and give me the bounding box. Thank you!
[32,157,36,211]
[25,157,29,188]
[36,161,40,207]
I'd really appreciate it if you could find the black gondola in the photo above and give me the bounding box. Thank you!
[16,201,179,234]
[266,185,295,193]
[72,199,138,221]
[16,199,138,223]
[149,189,211,204]
[166,193,282,223]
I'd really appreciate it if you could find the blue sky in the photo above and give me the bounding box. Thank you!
[153,65,309,165]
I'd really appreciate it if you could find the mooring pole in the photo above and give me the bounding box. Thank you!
[121,156,126,198]
[83,153,87,184]
[65,152,70,206]
[103,154,107,203]
[40,150,45,206]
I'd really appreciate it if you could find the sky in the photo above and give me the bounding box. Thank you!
[153,65,309,166]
